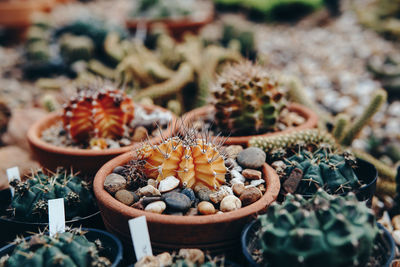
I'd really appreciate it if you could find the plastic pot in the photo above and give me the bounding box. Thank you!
[93,150,280,261]
[182,103,318,147]
[0,228,123,267]
[241,220,395,267]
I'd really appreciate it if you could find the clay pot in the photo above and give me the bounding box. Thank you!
[93,151,280,260]
[183,103,318,147]
[27,105,177,176]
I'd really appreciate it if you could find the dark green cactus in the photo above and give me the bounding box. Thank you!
[257,190,378,267]
[0,229,111,267]
[9,170,96,222]
[59,34,95,64]
[277,146,361,195]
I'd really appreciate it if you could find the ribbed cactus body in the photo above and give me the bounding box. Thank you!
[211,61,286,135]
[258,190,378,267]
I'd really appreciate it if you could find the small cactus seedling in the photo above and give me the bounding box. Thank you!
[8,169,96,222]
[257,190,378,267]
[276,146,361,195]
[211,61,287,136]
[63,86,135,143]
[0,228,111,267]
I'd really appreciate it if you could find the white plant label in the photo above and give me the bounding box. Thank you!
[6,166,20,197]
[48,198,65,237]
[128,216,153,260]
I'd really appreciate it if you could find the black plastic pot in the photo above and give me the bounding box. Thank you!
[0,228,123,267]
[241,220,395,267]
[0,188,104,247]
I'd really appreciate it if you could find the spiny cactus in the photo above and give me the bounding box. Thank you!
[211,61,287,136]
[332,113,350,142]
[136,132,227,190]
[0,229,111,267]
[249,129,337,160]
[59,34,94,64]
[63,86,135,143]
[8,170,96,222]
[257,190,378,267]
[276,146,361,195]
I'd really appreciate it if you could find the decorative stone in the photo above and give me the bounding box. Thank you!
[147,179,158,188]
[145,201,166,214]
[186,207,198,216]
[217,211,224,214]
[115,190,135,205]
[209,187,231,204]
[237,147,266,169]
[134,255,158,267]
[242,169,262,180]
[378,211,393,232]
[181,188,196,204]
[220,185,233,195]
[194,185,212,202]
[132,126,148,142]
[392,215,400,230]
[393,230,400,246]
[258,184,266,194]
[220,195,242,212]
[224,145,243,159]
[232,183,245,196]
[250,179,265,187]
[166,211,184,216]
[156,252,172,266]
[224,158,238,169]
[282,168,303,194]
[138,185,161,197]
[197,201,216,215]
[240,187,262,206]
[163,192,191,212]
[158,176,180,193]
[178,249,205,264]
[104,173,126,194]
[142,196,162,206]
[230,170,245,184]
[112,166,125,175]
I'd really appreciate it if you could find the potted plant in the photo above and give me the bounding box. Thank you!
[28,83,177,175]
[241,189,395,267]
[183,61,318,147]
[0,227,123,267]
[0,168,101,246]
[93,129,280,257]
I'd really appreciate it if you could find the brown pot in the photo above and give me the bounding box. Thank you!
[93,151,280,257]
[183,103,318,147]
[27,105,177,177]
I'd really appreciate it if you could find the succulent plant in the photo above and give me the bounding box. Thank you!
[136,132,227,190]
[0,228,111,267]
[59,34,95,64]
[276,146,361,195]
[63,87,135,143]
[211,61,287,136]
[9,169,96,222]
[257,190,378,267]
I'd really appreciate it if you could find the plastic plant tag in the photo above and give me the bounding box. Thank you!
[6,166,20,197]
[48,198,65,237]
[128,216,153,260]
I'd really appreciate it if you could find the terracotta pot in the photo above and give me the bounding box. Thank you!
[27,105,177,176]
[93,151,280,259]
[183,103,318,147]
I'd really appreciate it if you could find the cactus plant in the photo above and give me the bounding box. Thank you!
[8,169,96,222]
[59,34,95,64]
[63,86,135,143]
[256,190,378,267]
[211,61,287,136]
[0,228,111,267]
[276,146,361,195]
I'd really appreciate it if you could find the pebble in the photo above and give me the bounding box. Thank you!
[230,170,245,184]
[142,196,163,206]
[156,252,173,266]
[132,126,148,142]
[134,255,158,267]
[104,173,127,194]
[178,249,205,264]
[158,176,180,193]
[145,201,166,214]
[232,183,245,196]
[378,211,393,232]
[282,168,303,194]
[147,179,158,188]
[138,185,161,197]
[224,158,238,169]
[224,145,243,159]
[197,201,216,215]
[240,187,263,206]
[393,230,400,246]
[237,147,266,169]
[209,187,231,204]
[250,179,265,187]
[392,215,400,231]
[186,207,199,216]
[220,195,242,212]
[115,190,135,205]
[194,185,212,202]
[163,192,191,212]
[258,184,266,194]
[181,188,196,204]
[112,166,126,175]
[242,169,262,180]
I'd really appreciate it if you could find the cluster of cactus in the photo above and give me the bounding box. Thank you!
[276,146,361,195]
[221,23,255,59]
[0,229,111,267]
[137,131,226,190]
[63,86,135,143]
[9,169,95,222]
[257,190,378,267]
[211,61,287,136]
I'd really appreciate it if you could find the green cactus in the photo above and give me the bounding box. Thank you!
[59,34,95,64]
[332,113,350,142]
[0,229,111,267]
[257,190,378,267]
[211,61,287,136]
[277,146,361,195]
[8,169,96,222]
[26,41,51,62]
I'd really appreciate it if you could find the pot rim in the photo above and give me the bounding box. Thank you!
[27,104,177,157]
[182,103,318,146]
[93,151,281,226]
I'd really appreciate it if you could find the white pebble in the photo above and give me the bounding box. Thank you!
[158,176,180,193]
[145,201,166,214]
[220,195,242,212]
